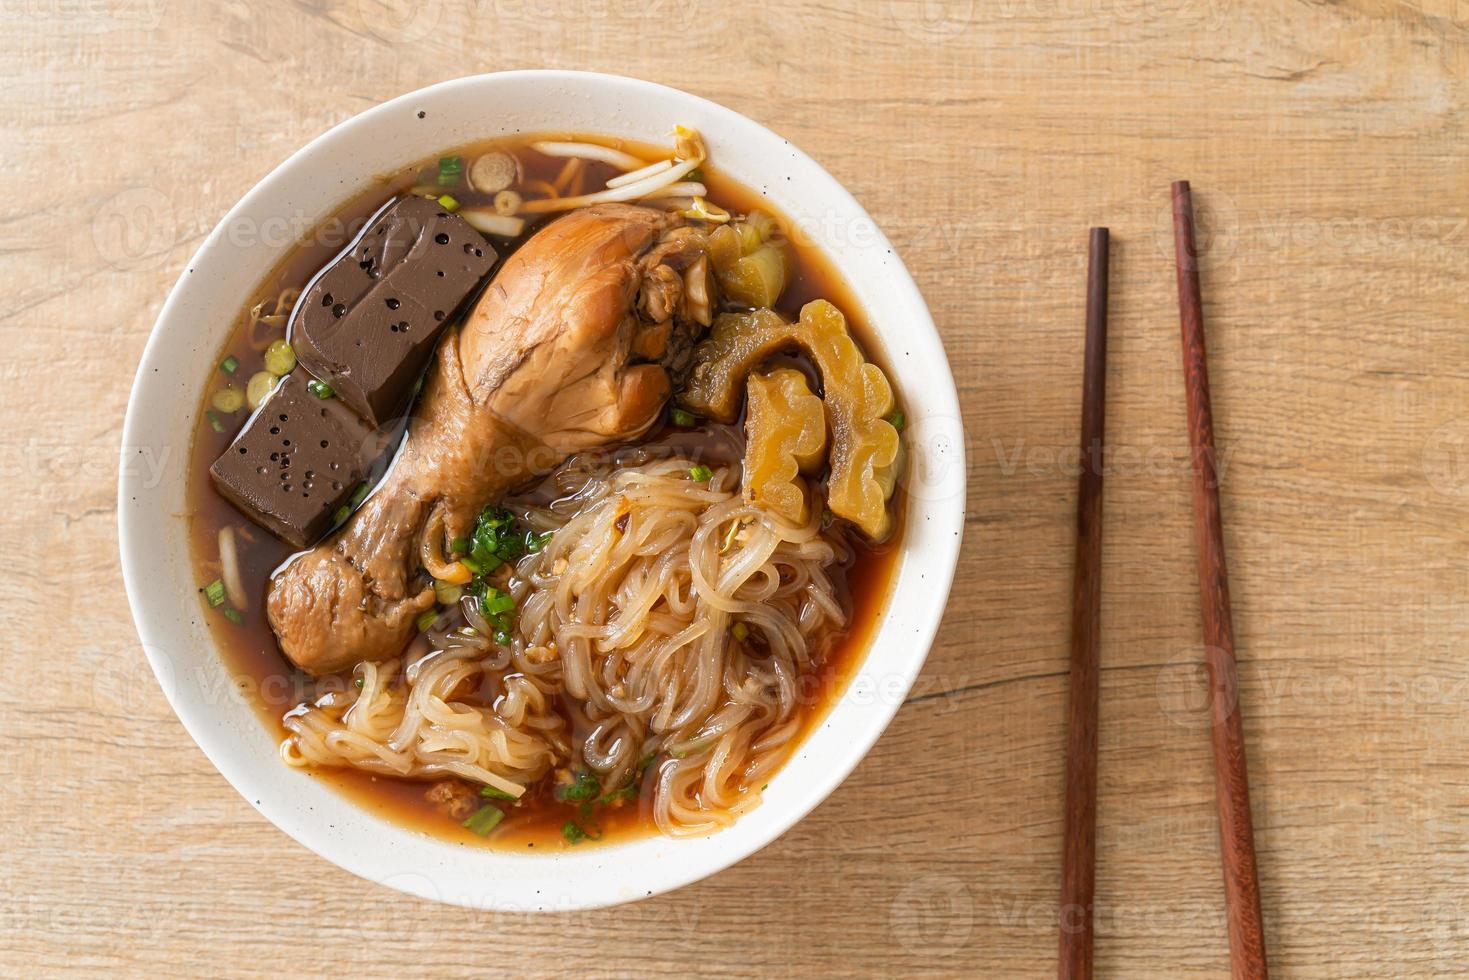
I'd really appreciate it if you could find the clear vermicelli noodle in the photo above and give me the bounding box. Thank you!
[280,453,850,836]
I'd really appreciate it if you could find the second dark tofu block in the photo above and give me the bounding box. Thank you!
[290,195,497,427]
[209,372,381,549]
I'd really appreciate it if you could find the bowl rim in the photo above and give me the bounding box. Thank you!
[118,69,966,910]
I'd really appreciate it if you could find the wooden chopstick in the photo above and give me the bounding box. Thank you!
[1058,227,1109,980]
[1171,181,1270,980]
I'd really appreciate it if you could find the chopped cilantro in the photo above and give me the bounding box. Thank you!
[557,770,600,803]
[561,821,599,845]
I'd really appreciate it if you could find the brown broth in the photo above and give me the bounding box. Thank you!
[186,133,904,849]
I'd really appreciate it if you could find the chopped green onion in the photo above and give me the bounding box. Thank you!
[671,408,696,427]
[434,579,463,605]
[561,821,597,844]
[480,586,515,616]
[437,194,460,212]
[331,505,351,527]
[306,378,334,399]
[480,785,517,801]
[557,771,600,803]
[263,339,296,377]
[463,805,504,835]
[599,782,638,805]
[820,508,834,529]
[731,621,749,642]
[211,387,245,413]
[222,607,243,625]
[437,155,463,186]
[219,355,239,375]
[354,676,364,689]
[350,482,370,507]
[885,408,905,431]
[455,505,537,643]
[688,464,713,482]
[203,579,226,608]
[206,411,225,434]
[686,168,704,182]
[469,505,526,572]
[415,608,440,632]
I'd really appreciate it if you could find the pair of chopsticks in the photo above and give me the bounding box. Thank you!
[1056,185,1268,979]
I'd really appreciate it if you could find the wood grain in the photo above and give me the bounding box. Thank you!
[4,2,1469,977]
[1173,183,1268,979]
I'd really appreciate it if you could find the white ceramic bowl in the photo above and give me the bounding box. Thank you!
[118,71,966,910]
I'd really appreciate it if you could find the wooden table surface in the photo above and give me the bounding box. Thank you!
[5,2,1467,976]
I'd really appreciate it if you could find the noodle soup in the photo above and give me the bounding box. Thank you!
[186,130,904,849]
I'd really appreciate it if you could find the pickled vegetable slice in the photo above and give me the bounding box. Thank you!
[744,367,826,526]
[706,211,789,309]
[680,300,901,538]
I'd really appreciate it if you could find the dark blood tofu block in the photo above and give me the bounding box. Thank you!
[290,195,496,426]
[209,372,378,549]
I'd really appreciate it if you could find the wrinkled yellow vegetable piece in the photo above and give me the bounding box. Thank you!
[744,368,826,526]
[706,215,789,309]
[681,300,901,538]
